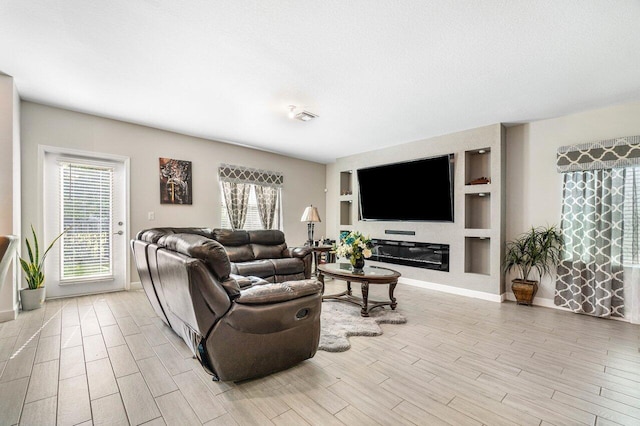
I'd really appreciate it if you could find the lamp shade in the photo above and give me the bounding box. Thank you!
[300,206,321,223]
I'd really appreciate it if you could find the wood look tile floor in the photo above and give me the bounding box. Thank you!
[1,281,639,425]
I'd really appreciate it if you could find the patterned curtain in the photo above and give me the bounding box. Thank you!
[221,181,251,230]
[625,167,639,264]
[218,164,283,230]
[255,185,279,230]
[554,169,625,318]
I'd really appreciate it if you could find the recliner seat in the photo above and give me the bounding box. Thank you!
[131,228,321,382]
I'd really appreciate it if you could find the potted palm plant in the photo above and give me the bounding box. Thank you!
[19,225,66,310]
[503,225,563,305]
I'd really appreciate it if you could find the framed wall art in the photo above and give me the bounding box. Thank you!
[159,157,192,204]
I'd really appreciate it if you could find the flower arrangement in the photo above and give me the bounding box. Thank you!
[333,231,374,270]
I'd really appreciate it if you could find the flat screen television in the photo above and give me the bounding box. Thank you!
[357,154,454,222]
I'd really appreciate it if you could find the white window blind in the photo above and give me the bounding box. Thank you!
[623,166,639,266]
[60,162,114,280]
[221,185,281,230]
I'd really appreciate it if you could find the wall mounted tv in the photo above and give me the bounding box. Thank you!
[357,154,454,222]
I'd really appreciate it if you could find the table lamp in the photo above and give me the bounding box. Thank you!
[300,205,321,246]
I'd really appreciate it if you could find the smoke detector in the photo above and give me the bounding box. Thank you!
[288,105,318,122]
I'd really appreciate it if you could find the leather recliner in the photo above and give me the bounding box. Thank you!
[131,228,322,382]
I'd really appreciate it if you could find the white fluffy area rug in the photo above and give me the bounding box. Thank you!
[318,300,407,352]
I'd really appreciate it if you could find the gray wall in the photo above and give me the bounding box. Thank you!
[20,102,327,284]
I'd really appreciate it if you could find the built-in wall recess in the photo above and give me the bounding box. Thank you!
[465,193,491,229]
[465,147,491,185]
[340,200,352,226]
[464,237,490,275]
[340,170,353,196]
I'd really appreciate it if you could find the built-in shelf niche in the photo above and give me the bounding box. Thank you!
[340,200,352,226]
[465,192,491,229]
[465,237,491,275]
[340,170,353,196]
[465,147,491,185]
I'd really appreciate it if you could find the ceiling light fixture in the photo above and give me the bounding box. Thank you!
[288,105,318,122]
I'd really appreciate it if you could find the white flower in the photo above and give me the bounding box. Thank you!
[363,248,372,258]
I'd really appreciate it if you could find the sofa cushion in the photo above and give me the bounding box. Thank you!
[276,273,305,282]
[248,230,285,245]
[160,233,231,281]
[224,245,255,263]
[252,243,286,260]
[271,258,304,275]
[233,259,275,278]
[212,229,250,246]
[236,279,322,305]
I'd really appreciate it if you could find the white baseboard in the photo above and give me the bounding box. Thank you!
[399,277,504,303]
[0,304,18,323]
[129,281,142,290]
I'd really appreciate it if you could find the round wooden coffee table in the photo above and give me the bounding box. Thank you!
[317,262,401,317]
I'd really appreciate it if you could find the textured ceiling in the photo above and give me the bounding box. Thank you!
[2,1,640,163]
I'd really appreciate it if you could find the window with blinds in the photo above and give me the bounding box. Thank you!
[221,185,281,230]
[623,166,639,266]
[60,162,114,281]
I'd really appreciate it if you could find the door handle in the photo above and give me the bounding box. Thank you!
[114,231,123,235]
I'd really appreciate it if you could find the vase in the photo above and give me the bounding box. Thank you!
[20,286,46,311]
[511,279,538,306]
[350,256,365,274]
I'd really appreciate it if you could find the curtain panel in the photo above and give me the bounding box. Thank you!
[554,169,625,318]
[255,185,279,230]
[220,181,251,230]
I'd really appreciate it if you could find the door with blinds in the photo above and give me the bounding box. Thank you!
[43,150,128,298]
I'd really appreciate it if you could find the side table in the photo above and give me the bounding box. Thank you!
[311,245,335,277]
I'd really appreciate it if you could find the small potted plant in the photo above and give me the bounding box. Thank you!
[332,231,373,273]
[503,225,563,305]
[19,225,66,310]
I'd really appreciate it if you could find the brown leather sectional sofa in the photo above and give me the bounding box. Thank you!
[132,227,321,381]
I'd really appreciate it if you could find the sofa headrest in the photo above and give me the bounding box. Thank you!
[137,227,213,243]
[212,229,287,247]
[212,229,250,246]
[160,233,231,281]
[248,230,286,245]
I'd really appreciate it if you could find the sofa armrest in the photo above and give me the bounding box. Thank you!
[286,246,312,259]
[236,279,321,305]
[229,274,269,289]
[219,277,241,300]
